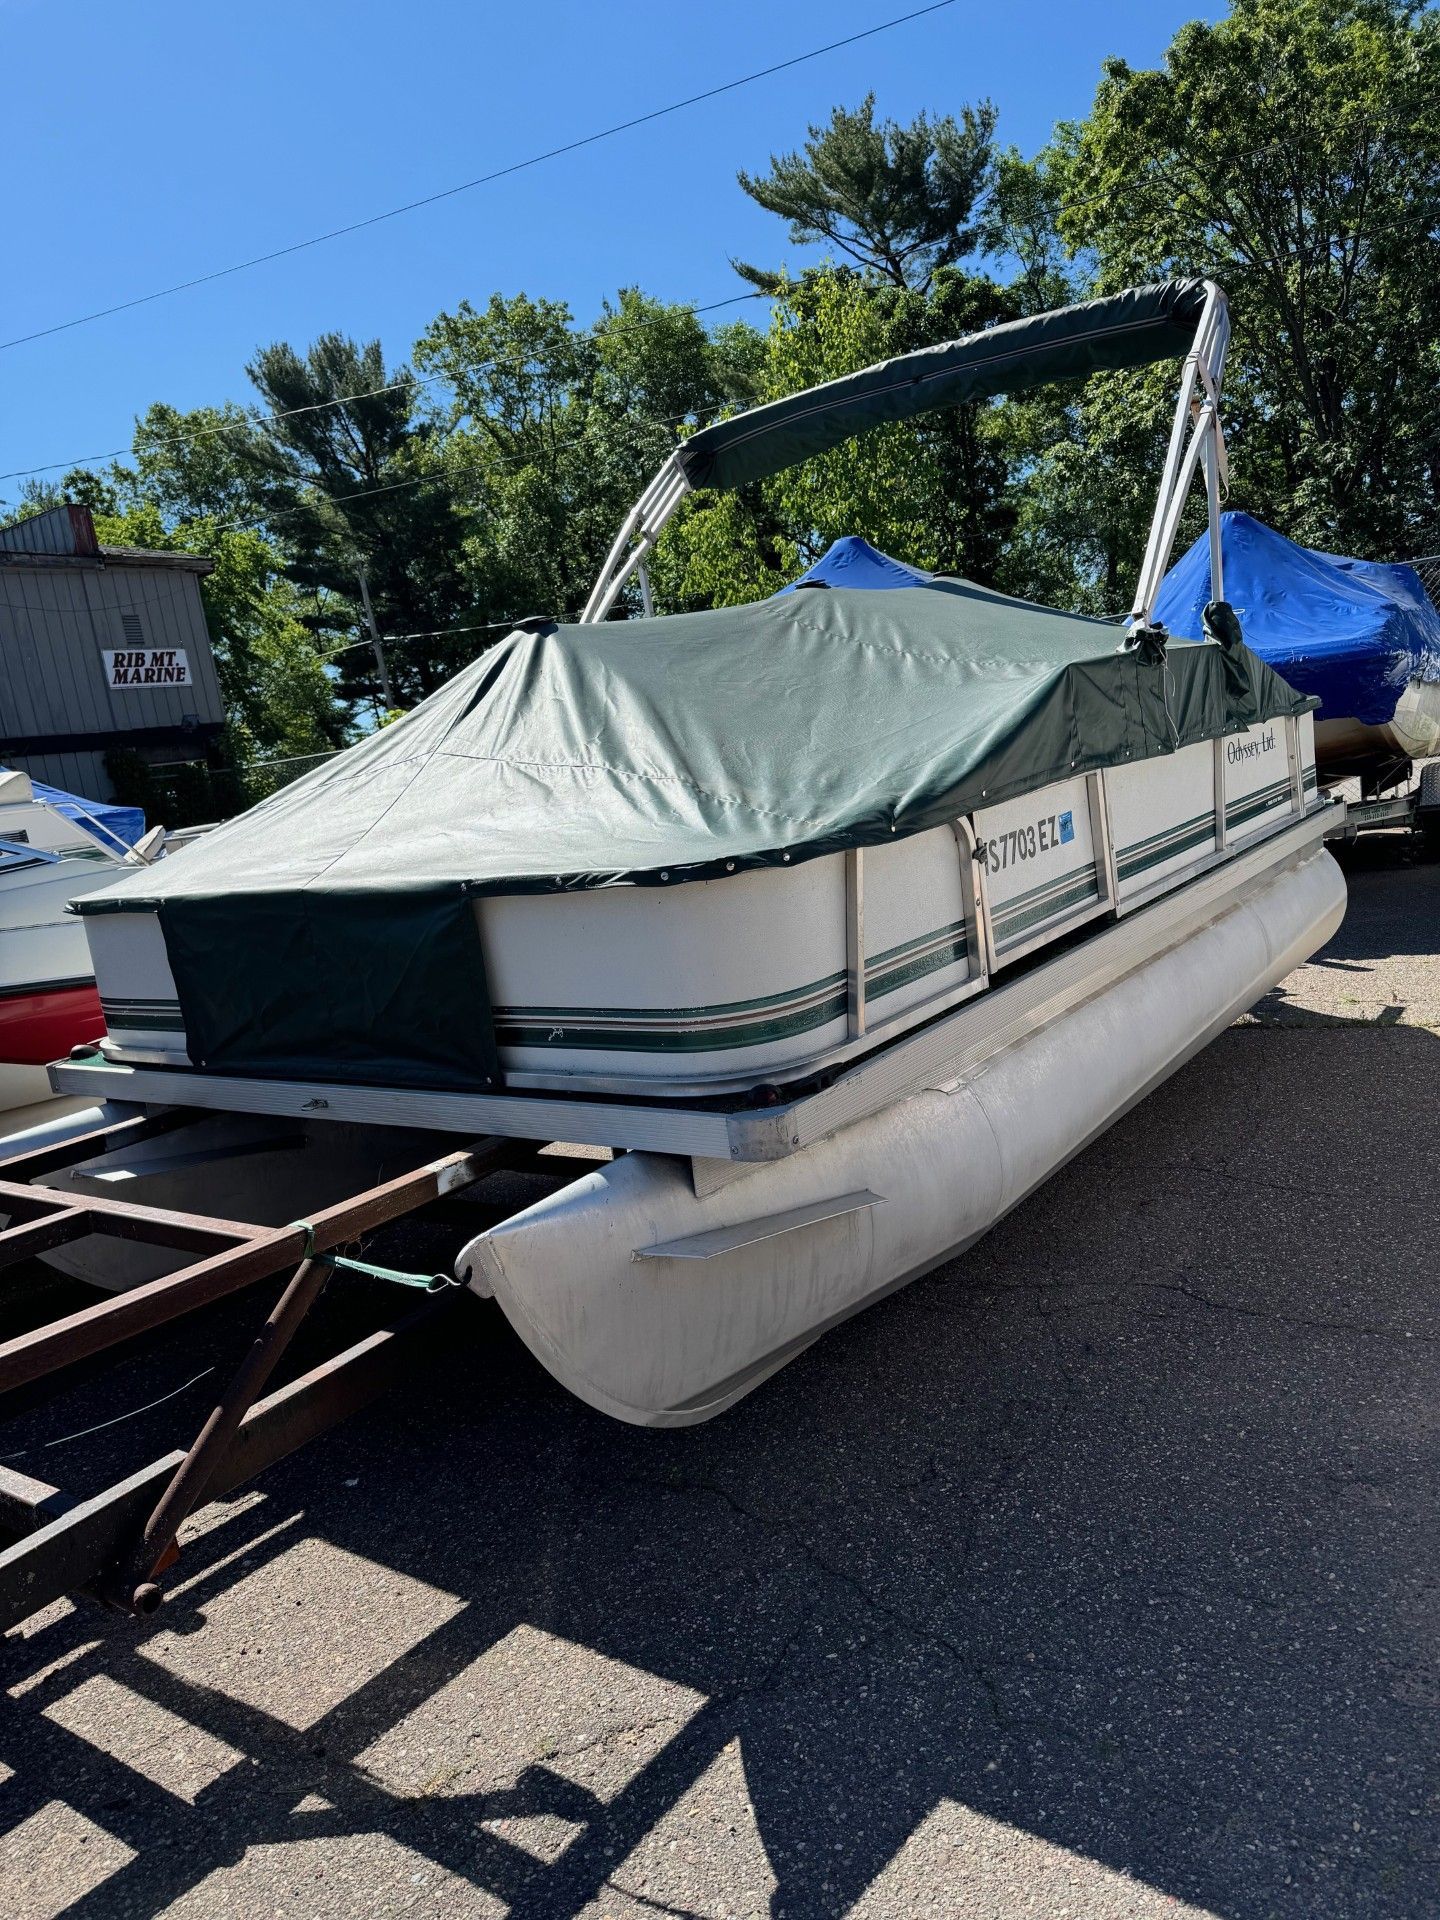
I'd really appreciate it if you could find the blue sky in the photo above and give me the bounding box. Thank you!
[2,1,1218,496]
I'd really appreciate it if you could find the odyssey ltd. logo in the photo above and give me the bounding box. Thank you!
[1226,727,1276,764]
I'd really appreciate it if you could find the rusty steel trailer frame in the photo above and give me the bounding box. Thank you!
[0,1115,517,1629]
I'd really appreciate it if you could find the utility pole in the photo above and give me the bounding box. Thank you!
[355,569,396,712]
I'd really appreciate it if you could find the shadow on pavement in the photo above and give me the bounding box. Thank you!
[1,896,1436,1919]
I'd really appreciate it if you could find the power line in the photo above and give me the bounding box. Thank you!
[0,290,769,484]
[0,3,956,354]
[0,375,440,483]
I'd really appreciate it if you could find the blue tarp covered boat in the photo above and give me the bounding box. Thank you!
[23,779,144,853]
[1155,512,1440,771]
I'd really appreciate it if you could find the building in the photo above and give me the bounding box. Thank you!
[0,503,224,800]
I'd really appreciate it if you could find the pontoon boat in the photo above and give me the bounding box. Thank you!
[42,280,1346,1421]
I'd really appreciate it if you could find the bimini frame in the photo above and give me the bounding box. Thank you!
[580,279,1230,633]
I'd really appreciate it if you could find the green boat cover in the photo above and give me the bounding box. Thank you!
[77,578,1311,1091]
[677,281,1210,493]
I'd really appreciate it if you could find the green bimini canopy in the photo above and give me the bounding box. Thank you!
[78,578,1310,1091]
[676,281,1210,493]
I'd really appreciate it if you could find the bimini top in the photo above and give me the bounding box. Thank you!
[677,280,1210,493]
[1156,512,1440,726]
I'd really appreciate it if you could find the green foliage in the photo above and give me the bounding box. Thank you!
[1057,0,1440,553]
[735,93,997,291]
[979,150,1075,316]
[416,287,762,621]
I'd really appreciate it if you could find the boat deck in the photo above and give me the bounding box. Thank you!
[53,804,1339,1169]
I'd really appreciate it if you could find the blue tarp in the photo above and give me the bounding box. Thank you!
[3,772,145,851]
[777,534,932,593]
[1155,512,1440,726]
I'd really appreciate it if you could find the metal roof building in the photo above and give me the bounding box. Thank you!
[0,503,224,799]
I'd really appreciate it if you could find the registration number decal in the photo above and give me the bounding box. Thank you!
[975,809,1075,871]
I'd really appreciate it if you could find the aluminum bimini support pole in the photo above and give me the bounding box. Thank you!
[1128,281,1231,634]
[580,453,690,624]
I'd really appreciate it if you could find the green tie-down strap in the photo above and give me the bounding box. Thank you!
[289,1223,462,1293]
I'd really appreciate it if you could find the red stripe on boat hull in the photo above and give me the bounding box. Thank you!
[0,984,105,1065]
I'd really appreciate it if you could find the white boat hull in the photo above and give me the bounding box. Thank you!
[461,846,1345,1426]
[1313,674,1440,771]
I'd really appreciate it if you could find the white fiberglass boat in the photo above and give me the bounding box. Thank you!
[46,281,1345,1420]
[0,769,150,1117]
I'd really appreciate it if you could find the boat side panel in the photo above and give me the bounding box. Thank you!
[973,775,1101,958]
[87,910,189,1056]
[1107,739,1217,903]
[859,827,971,1020]
[482,825,974,1082]
[479,852,850,1078]
[1223,719,1295,841]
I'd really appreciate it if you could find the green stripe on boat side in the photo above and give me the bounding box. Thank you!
[991,858,1097,918]
[1117,809,1215,882]
[868,930,969,1002]
[992,869,1100,948]
[100,995,186,1033]
[870,918,968,973]
[1226,778,1293,829]
[497,919,971,1053]
[497,990,849,1054]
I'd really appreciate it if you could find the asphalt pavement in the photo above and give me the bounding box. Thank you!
[1,835,1436,1919]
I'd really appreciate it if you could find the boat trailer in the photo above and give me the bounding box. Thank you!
[0,1110,525,1630]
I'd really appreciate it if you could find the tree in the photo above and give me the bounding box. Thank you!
[245,333,472,706]
[416,288,763,622]
[979,149,1075,316]
[1057,0,1440,555]
[734,94,997,292]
